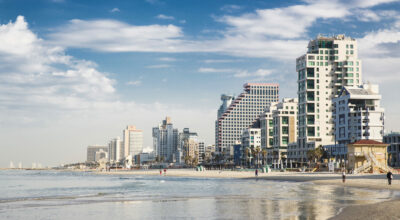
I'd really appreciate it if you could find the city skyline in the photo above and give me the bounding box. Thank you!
[1,0,400,167]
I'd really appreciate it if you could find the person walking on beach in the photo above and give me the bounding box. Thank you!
[342,170,346,183]
[160,169,162,175]
[255,169,258,177]
[164,168,167,175]
[387,171,393,185]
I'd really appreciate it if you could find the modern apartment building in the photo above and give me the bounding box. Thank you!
[333,84,384,145]
[123,125,143,158]
[216,83,279,155]
[152,117,179,162]
[384,133,400,167]
[296,35,362,161]
[241,128,261,166]
[86,145,108,162]
[108,137,123,162]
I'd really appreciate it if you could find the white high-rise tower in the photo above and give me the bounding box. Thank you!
[296,35,362,162]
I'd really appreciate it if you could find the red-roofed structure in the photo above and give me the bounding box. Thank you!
[352,140,386,145]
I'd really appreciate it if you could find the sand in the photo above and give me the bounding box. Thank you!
[95,169,400,219]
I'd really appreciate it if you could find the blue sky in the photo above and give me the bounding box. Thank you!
[1,0,400,167]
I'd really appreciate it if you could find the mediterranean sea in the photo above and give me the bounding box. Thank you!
[0,170,398,219]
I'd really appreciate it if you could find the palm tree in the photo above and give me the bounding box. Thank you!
[262,149,267,166]
[244,148,250,168]
[254,146,261,169]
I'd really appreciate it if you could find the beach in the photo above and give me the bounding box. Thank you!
[96,169,400,219]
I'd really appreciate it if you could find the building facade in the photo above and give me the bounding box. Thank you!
[86,145,108,162]
[296,35,362,161]
[261,98,298,163]
[216,83,279,155]
[152,117,179,162]
[108,137,123,162]
[123,125,143,158]
[333,84,384,145]
[384,133,400,167]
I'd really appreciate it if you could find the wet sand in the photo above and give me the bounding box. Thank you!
[95,169,400,219]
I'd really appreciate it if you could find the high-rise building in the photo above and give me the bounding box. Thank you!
[216,83,279,155]
[123,125,143,158]
[333,84,384,144]
[215,95,235,147]
[261,98,298,164]
[108,137,123,162]
[86,145,108,162]
[296,35,362,160]
[152,117,179,162]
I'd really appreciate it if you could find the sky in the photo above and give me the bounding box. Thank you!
[1,0,400,167]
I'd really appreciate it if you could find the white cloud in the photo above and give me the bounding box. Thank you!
[203,59,237,63]
[47,19,184,52]
[159,57,176,62]
[0,16,115,115]
[110,8,120,13]
[126,80,142,86]
[146,64,171,68]
[156,14,174,20]
[198,67,235,73]
[234,69,273,78]
[221,5,242,13]
[44,0,400,61]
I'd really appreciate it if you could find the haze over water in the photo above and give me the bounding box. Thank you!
[0,170,398,219]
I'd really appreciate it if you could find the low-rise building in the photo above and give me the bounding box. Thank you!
[347,140,389,173]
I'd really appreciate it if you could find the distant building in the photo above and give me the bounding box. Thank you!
[241,128,261,166]
[384,133,400,167]
[198,141,205,164]
[179,128,198,163]
[87,145,108,162]
[152,117,179,162]
[95,149,108,162]
[333,84,384,145]
[108,137,123,162]
[216,83,279,155]
[136,152,155,165]
[261,98,298,164]
[123,125,143,158]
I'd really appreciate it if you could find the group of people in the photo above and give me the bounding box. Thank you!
[341,169,394,185]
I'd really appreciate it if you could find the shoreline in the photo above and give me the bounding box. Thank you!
[93,169,400,220]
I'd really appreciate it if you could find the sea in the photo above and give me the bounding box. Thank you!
[0,170,398,220]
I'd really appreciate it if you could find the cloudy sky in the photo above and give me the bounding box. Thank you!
[1,0,400,167]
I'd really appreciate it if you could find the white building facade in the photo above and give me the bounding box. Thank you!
[123,125,143,158]
[296,35,362,162]
[108,137,123,162]
[333,84,384,144]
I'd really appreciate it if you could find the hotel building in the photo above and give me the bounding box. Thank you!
[296,35,362,161]
[108,137,123,162]
[86,145,108,162]
[216,83,279,155]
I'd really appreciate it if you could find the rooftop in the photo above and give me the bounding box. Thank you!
[352,140,387,145]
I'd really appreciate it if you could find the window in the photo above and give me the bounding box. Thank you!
[282,126,289,135]
[282,117,289,125]
[282,137,289,145]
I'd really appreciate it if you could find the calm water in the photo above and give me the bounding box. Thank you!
[0,170,398,220]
